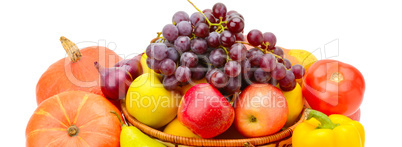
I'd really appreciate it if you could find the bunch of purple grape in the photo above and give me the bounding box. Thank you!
[145,2,305,95]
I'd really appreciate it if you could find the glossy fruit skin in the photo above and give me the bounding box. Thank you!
[302,59,365,116]
[26,91,122,147]
[235,84,288,137]
[114,57,142,79]
[126,73,180,129]
[36,46,122,105]
[280,83,304,128]
[121,125,165,147]
[178,83,234,138]
[234,84,289,137]
[163,118,201,138]
[347,108,361,121]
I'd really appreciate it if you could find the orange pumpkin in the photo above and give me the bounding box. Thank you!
[26,91,122,147]
[36,37,122,105]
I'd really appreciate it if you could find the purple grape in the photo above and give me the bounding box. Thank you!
[241,68,254,85]
[269,78,278,86]
[166,47,179,62]
[180,52,198,67]
[273,46,284,58]
[191,64,207,80]
[227,10,238,16]
[234,33,245,41]
[247,29,263,46]
[203,9,212,14]
[146,58,161,73]
[194,23,209,38]
[176,21,193,36]
[191,38,208,54]
[283,58,292,69]
[209,48,227,67]
[227,16,244,33]
[175,66,191,83]
[250,54,263,67]
[210,70,228,88]
[224,61,241,77]
[163,75,179,91]
[190,12,206,26]
[174,36,191,53]
[291,64,305,79]
[162,24,179,42]
[159,58,176,76]
[207,32,220,48]
[172,11,189,25]
[223,76,241,94]
[261,32,277,49]
[220,30,236,47]
[272,63,287,80]
[147,43,168,60]
[212,2,227,19]
[241,59,251,73]
[247,48,264,58]
[204,12,216,24]
[206,68,219,83]
[279,70,296,88]
[254,68,271,83]
[229,43,247,61]
[260,54,277,72]
[227,13,244,21]
[280,80,297,91]
[210,25,219,32]
[145,44,153,58]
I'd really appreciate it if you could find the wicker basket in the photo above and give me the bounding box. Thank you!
[121,101,306,147]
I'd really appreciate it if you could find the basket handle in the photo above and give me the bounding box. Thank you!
[244,142,255,147]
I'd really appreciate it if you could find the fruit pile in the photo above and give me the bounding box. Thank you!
[25,1,366,147]
[146,2,305,97]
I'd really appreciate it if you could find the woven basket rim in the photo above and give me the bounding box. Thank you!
[121,101,306,146]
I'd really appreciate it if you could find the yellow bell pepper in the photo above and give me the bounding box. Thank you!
[293,109,365,147]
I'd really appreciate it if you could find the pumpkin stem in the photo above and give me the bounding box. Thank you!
[110,111,125,127]
[60,36,82,63]
[67,125,79,137]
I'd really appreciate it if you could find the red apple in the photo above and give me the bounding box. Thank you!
[347,108,361,121]
[177,83,235,138]
[234,84,288,137]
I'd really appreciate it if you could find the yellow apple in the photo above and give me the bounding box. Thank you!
[126,73,181,128]
[163,118,200,138]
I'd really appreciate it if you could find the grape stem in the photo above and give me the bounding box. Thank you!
[153,32,166,43]
[220,45,231,63]
[187,0,226,32]
[235,41,291,70]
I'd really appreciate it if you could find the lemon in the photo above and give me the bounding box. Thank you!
[281,83,304,128]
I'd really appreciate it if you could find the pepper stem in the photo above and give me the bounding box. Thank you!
[306,109,337,130]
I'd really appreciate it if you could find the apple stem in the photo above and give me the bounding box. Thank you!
[306,109,338,130]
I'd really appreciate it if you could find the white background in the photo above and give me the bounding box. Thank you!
[1,0,400,146]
